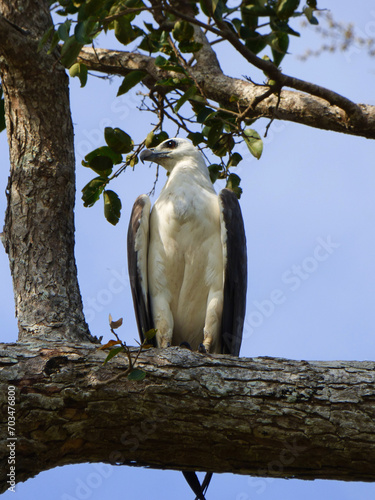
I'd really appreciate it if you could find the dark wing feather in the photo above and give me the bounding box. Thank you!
[219,189,247,356]
[127,194,155,345]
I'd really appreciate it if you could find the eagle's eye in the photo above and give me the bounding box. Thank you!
[164,139,177,149]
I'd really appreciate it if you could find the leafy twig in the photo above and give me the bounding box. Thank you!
[97,315,156,385]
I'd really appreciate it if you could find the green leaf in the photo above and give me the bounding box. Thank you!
[117,70,147,96]
[69,62,88,87]
[208,163,222,183]
[144,328,157,340]
[104,127,134,154]
[138,31,162,53]
[143,22,155,32]
[114,17,132,44]
[155,55,188,72]
[56,3,80,16]
[172,21,194,42]
[155,131,169,144]
[79,0,104,18]
[212,133,235,157]
[241,3,271,17]
[47,30,61,55]
[60,35,84,68]
[74,21,93,44]
[156,77,179,87]
[127,368,146,381]
[244,30,267,54]
[276,0,300,20]
[303,6,319,24]
[226,173,243,198]
[211,0,220,14]
[103,190,122,225]
[87,155,113,176]
[271,32,289,67]
[83,146,123,166]
[174,86,197,113]
[228,152,243,167]
[240,5,259,30]
[270,19,300,36]
[187,132,205,146]
[196,107,215,124]
[103,346,124,364]
[207,123,224,148]
[81,177,107,207]
[178,40,203,53]
[155,55,167,66]
[145,131,157,148]
[38,26,54,52]
[145,131,169,148]
[210,0,224,19]
[114,17,143,45]
[231,18,242,32]
[243,129,263,159]
[57,20,71,41]
[157,63,186,74]
[126,153,138,168]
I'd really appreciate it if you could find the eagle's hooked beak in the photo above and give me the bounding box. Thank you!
[139,148,170,164]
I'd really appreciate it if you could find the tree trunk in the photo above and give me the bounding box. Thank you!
[1,343,375,493]
[0,1,95,342]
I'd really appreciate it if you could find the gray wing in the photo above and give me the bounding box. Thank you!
[127,194,155,344]
[219,189,247,356]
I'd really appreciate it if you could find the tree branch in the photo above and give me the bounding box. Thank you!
[165,2,363,124]
[78,47,375,139]
[1,341,375,493]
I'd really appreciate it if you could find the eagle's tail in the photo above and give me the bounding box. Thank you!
[182,471,213,500]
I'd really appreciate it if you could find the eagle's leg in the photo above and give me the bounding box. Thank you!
[202,289,223,353]
[151,296,174,348]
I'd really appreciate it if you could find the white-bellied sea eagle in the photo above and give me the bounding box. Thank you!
[127,137,247,499]
[128,137,247,354]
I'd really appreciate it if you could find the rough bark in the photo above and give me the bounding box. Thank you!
[1,3,375,495]
[1,342,375,493]
[0,1,95,342]
[78,47,375,140]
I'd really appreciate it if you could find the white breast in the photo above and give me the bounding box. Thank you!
[148,162,224,349]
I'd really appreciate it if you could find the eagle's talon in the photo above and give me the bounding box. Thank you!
[198,343,207,354]
[180,341,192,350]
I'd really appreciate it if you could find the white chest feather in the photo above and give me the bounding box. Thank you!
[148,163,224,350]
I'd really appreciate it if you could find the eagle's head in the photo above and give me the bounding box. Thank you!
[139,138,204,172]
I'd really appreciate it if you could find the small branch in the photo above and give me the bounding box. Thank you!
[147,164,159,197]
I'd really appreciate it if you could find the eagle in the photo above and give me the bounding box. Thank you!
[127,137,247,499]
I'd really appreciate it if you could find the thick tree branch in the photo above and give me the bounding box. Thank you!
[78,47,375,139]
[1,341,375,493]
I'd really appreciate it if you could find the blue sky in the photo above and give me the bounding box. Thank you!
[1,1,375,499]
